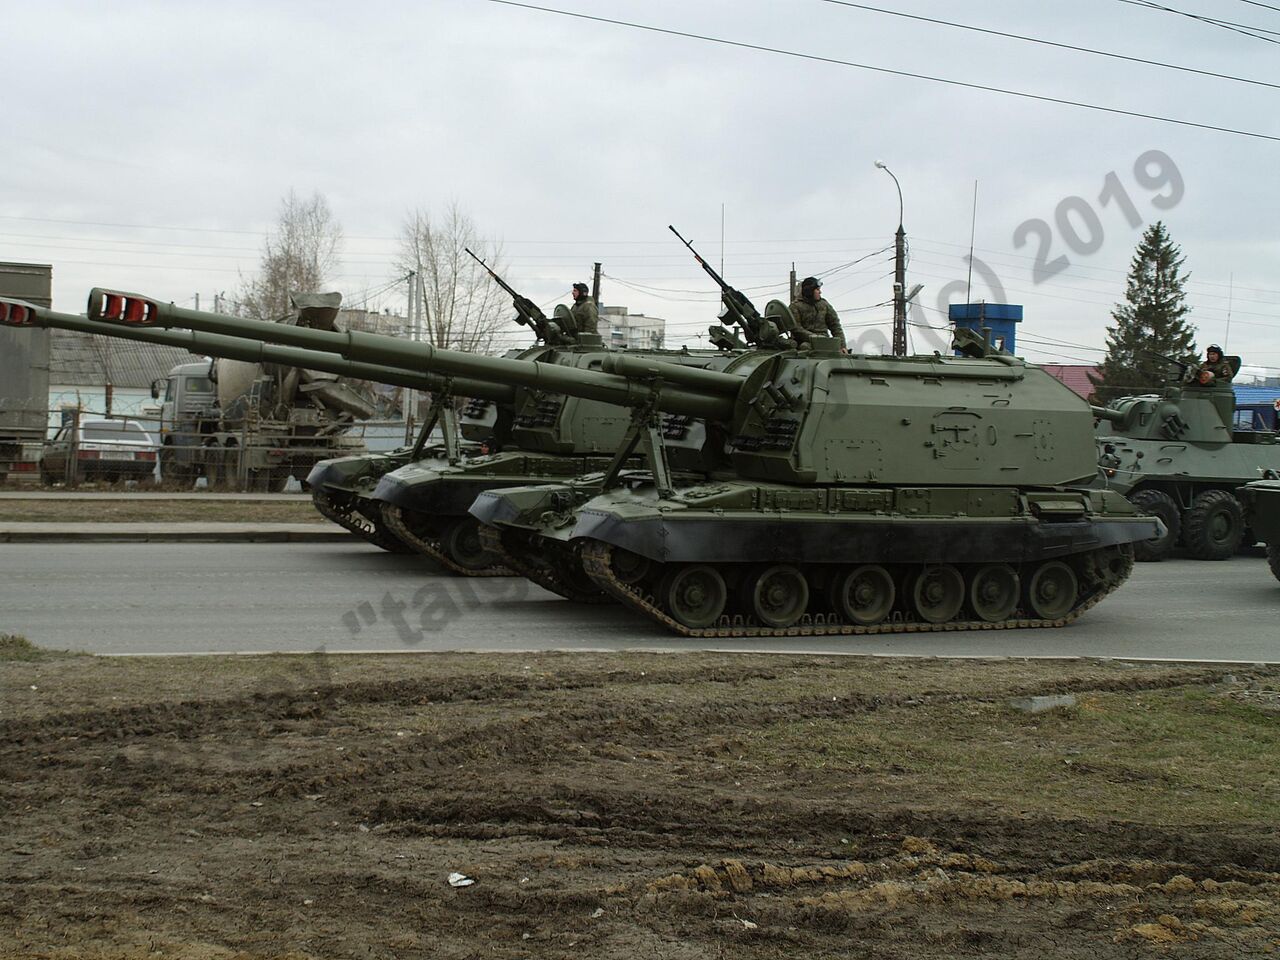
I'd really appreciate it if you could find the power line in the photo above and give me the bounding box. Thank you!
[822,0,1280,90]
[486,0,1280,142]
[1117,0,1280,43]
[1232,0,1280,13]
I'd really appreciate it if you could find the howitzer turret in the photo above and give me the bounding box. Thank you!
[1090,376,1280,561]
[459,331,1164,635]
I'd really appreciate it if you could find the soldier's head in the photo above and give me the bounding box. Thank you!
[801,276,822,302]
[571,282,589,302]
[1206,344,1222,362]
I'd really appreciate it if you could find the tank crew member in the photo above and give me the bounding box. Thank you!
[570,282,598,336]
[790,276,846,349]
[1192,344,1234,385]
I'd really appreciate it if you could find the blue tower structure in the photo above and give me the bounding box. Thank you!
[949,303,1022,355]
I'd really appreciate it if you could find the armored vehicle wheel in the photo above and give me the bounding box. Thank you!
[609,548,652,585]
[1025,561,1077,620]
[1128,489,1181,562]
[1268,544,1280,584]
[829,564,895,626]
[744,564,809,628]
[969,564,1020,623]
[661,565,727,629]
[1182,489,1245,560]
[911,565,964,624]
[442,516,499,571]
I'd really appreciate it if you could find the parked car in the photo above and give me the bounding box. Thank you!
[40,419,158,484]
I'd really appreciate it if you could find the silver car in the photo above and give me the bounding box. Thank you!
[40,419,158,484]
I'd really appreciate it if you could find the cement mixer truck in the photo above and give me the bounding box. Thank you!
[150,292,377,490]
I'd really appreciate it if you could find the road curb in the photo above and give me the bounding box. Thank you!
[0,525,349,543]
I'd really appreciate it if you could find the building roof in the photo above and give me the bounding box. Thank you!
[1038,363,1100,399]
[1235,385,1280,405]
[49,330,195,388]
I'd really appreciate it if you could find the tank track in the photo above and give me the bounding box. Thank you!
[579,541,1134,638]
[478,525,611,604]
[312,491,412,554]
[380,504,512,577]
[1268,544,1280,584]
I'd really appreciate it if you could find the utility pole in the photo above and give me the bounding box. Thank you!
[789,264,797,302]
[591,261,602,304]
[875,161,908,357]
[194,293,200,311]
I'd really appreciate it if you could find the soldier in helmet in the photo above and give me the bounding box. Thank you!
[1191,344,1234,386]
[570,282,598,336]
[790,276,846,350]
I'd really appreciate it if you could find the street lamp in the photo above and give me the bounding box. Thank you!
[875,160,908,356]
[874,160,904,229]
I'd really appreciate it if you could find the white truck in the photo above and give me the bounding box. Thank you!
[151,294,377,490]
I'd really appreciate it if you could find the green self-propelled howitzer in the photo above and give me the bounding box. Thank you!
[466,327,1163,635]
[83,286,751,584]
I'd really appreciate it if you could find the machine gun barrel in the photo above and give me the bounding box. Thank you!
[668,224,767,340]
[463,246,552,333]
[0,298,512,402]
[86,289,738,421]
[1089,404,1127,424]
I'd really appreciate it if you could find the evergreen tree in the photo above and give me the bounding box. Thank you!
[1090,221,1196,401]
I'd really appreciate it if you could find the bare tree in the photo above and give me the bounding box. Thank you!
[239,190,343,320]
[397,203,512,354]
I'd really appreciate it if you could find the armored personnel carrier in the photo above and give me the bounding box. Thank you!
[465,329,1159,635]
[1092,356,1280,561]
[1238,477,1280,583]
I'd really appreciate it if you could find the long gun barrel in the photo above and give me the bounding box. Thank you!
[86,289,739,422]
[463,247,564,343]
[1,298,514,403]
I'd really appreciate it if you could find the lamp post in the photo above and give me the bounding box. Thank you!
[875,161,908,357]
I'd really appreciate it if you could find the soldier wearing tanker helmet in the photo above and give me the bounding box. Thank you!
[1192,344,1234,386]
[570,282,598,336]
[790,276,846,350]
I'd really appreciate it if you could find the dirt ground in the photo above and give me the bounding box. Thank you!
[0,499,326,524]
[2,640,1278,959]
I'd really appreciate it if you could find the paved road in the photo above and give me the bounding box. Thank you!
[5,542,1277,661]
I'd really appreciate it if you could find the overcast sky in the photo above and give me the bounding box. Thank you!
[5,0,1278,375]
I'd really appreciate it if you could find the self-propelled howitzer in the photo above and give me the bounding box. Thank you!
[85,288,751,579]
[466,330,1162,635]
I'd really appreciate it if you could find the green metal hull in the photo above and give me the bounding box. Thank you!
[471,476,1159,636]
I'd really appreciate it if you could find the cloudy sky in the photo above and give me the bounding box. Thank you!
[6,0,1278,375]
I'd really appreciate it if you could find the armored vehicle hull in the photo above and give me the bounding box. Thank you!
[473,477,1153,635]
[1238,479,1280,583]
[1093,383,1280,561]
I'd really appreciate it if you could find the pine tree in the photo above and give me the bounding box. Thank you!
[1089,221,1197,401]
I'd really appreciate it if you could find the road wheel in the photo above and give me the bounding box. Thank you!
[442,516,499,571]
[1025,561,1078,620]
[969,564,1020,623]
[910,564,965,624]
[662,565,727,629]
[744,564,809,628]
[609,547,652,586]
[1128,489,1181,562]
[1182,489,1245,560]
[829,564,895,626]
